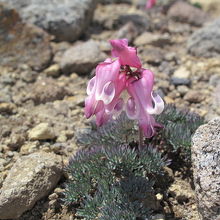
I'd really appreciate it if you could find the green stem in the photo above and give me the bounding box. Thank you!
[138,128,144,151]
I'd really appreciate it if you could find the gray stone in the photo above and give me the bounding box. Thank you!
[114,22,138,43]
[0,152,62,219]
[60,40,106,75]
[134,32,172,47]
[207,82,220,120]
[0,3,52,71]
[173,66,190,79]
[28,123,56,141]
[27,77,69,104]
[184,90,204,103]
[192,118,220,220]
[151,214,165,220]
[44,64,60,77]
[177,85,189,96]
[0,0,97,42]
[209,74,220,87]
[141,47,164,65]
[94,4,149,31]
[171,77,191,86]
[168,1,209,26]
[187,18,220,57]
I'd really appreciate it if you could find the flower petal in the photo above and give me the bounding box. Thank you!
[125,97,139,119]
[139,114,156,138]
[112,98,124,119]
[146,91,164,115]
[126,69,164,138]
[95,108,111,127]
[95,59,120,102]
[109,39,142,68]
[99,81,116,105]
[86,76,96,95]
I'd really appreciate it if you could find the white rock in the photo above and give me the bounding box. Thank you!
[0,151,62,219]
[173,66,190,79]
[0,0,97,42]
[192,118,220,220]
[28,123,56,141]
[60,40,106,75]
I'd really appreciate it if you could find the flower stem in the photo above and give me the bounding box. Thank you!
[138,128,144,151]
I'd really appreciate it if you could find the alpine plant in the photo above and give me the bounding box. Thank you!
[85,39,164,138]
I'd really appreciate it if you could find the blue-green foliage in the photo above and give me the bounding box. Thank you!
[65,145,167,219]
[65,105,203,219]
[156,104,204,158]
[76,112,138,147]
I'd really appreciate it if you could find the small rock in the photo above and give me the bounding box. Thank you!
[212,83,220,115]
[0,0,97,42]
[118,13,149,33]
[44,64,60,77]
[171,77,191,86]
[60,40,106,75]
[156,193,163,201]
[169,179,193,204]
[164,52,177,62]
[52,41,72,64]
[5,133,26,151]
[20,141,39,155]
[0,3,52,71]
[56,132,67,143]
[48,193,58,201]
[158,61,174,75]
[0,103,17,114]
[164,96,175,104]
[209,74,220,87]
[134,32,172,47]
[187,18,220,57]
[168,1,209,26]
[177,85,189,96]
[0,152,62,219]
[184,90,204,103]
[141,47,164,65]
[151,214,165,220]
[20,69,38,83]
[192,118,220,220]
[94,4,131,29]
[97,40,112,52]
[28,123,56,141]
[0,90,11,103]
[27,77,69,104]
[66,94,85,107]
[0,158,6,171]
[173,66,190,79]
[114,22,138,43]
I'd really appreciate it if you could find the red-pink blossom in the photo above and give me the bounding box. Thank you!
[146,0,156,9]
[126,69,164,137]
[110,39,142,68]
[84,38,164,137]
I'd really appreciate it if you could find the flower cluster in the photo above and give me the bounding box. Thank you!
[85,39,164,138]
[146,0,156,9]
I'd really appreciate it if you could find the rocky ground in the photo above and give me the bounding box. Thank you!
[0,0,219,219]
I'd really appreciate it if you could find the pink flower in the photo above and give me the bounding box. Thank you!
[85,58,126,126]
[125,69,164,137]
[146,0,156,9]
[84,38,164,137]
[110,39,142,68]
